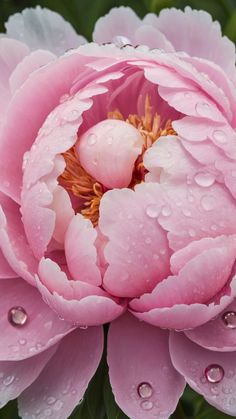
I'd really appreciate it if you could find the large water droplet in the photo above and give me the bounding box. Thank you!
[137,382,153,398]
[87,133,97,146]
[3,375,15,386]
[195,102,210,117]
[146,204,159,219]
[8,307,28,327]
[222,311,236,329]
[213,130,227,145]
[112,35,131,47]
[64,109,80,122]
[205,364,224,383]
[54,400,64,411]
[140,400,153,411]
[194,172,215,187]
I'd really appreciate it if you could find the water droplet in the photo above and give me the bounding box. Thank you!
[205,364,224,383]
[182,208,191,217]
[64,110,79,122]
[18,338,27,346]
[107,136,113,145]
[3,375,15,386]
[222,311,236,329]
[3,181,10,188]
[194,172,215,187]
[146,204,159,219]
[153,253,159,260]
[112,35,131,47]
[137,382,153,398]
[195,102,210,117]
[201,195,215,211]
[161,205,172,217]
[8,307,28,327]
[213,130,227,144]
[60,94,70,103]
[54,400,64,411]
[188,228,196,238]
[145,237,151,244]
[47,397,56,405]
[44,408,52,417]
[79,325,88,330]
[141,400,153,410]
[87,133,97,146]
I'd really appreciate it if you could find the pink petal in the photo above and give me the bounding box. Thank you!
[0,277,74,361]
[5,6,86,55]
[76,119,143,189]
[108,313,185,419]
[18,327,103,419]
[135,25,174,51]
[37,258,125,326]
[50,185,74,244]
[9,49,56,94]
[0,250,16,278]
[93,7,141,45]
[170,332,236,416]
[99,184,170,297]
[0,193,38,285]
[0,345,56,408]
[147,7,236,80]
[65,214,102,286]
[185,300,236,352]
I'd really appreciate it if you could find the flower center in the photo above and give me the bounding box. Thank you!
[58,95,176,226]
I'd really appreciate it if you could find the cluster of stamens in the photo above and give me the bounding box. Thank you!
[58,96,176,226]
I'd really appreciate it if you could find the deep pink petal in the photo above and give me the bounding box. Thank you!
[108,313,185,419]
[0,345,56,408]
[65,214,102,286]
[18,327,103,419]
[170,332,236,416]
[0,277,74,361]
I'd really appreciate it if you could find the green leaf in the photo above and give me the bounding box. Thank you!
[0,400,20,419]
[224,10,236,42]
[103,375,129,419]
[196,404,233,419]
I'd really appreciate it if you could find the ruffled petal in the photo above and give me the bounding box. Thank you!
[170,332,236,416]
[5,6,86,55]
[0,345,56,408]
[108,313,185,419]
[18,327,103,419]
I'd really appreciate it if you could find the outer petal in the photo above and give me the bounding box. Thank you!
[0,277,74,361]
[18,327,103,419]
[99,184,171,297]
[145,7,236,80]
[0,345,56,409]
[65,214,102,286]
[37,258,125,326]
[93,7,141,45]
[185,300,236,352]
[0,194,38,285]
[5,6,86,55]
[108,314,185,419]
[170,332,236,416]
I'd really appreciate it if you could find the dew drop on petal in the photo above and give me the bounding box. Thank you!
[141,400,153,411]
[222,311,236,329]
[47,397,56,405]
[8,307,28,327]
[112,35,131,47]
[137,382,153,399]
[205,364,224,383]
[161,205,172,217]
[3,375,15,386]
[195,102,210,117]
[201,195,215,211]
[87,133,97,146]
[213,130,227,145]
[146,204,159,219]
[194,172,215,187]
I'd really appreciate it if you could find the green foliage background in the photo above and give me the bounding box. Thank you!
[1,0,236,418]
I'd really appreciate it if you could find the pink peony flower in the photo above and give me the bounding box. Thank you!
[1,5,236,419]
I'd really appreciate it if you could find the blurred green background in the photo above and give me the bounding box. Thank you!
[1,0,236,418]
[1,0,236,42]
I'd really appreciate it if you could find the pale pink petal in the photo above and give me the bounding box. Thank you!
[18,327,103,419]
[99,184,170,297]
[108,313,185,419]
[135,25,174,51]
[185,300,236,352]
[93,7,141,45]
[50,185,74,245]
[9,49,56,94]
[0,250,16,279]
[5,6,86,55]
[0,277,74,361]
[0,345,56,408]
[77,119,143,189]
[0,193,38,285]
[65,214,102,286]
[146,7,236,79]
[37,258,125,326]
[170,332,236,416]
